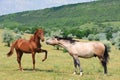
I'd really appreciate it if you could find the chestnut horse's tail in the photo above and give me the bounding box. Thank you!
[7,41,17,57]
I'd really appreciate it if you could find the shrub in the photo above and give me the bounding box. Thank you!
[98,33,107,41]
[2,29,14,47]
[14,28,19,33]
[62,48,68,53]
[14,34,22,40]
[114,32,120,50]
[101,40,111,52]
[48,29,63,38]
[88,33,107,41]
[24,29,32,34]
[94,34,100,41]
[88,34,95,41]
[111,31,120,50]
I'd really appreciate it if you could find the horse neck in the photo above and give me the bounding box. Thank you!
[58,40,71,49]
[30,36,41,48]
[35,36,41,48]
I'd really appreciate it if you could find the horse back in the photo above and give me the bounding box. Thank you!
[72,42,105,58]
[15,39,37,53]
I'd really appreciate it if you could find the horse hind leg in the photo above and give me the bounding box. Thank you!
[102,60,107,74]
[16,50,23,71]
[76,59,83,76]
[98,57,107,74]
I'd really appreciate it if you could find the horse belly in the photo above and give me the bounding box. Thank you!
[76,47,95,58]
[18,42,35,53]
[78,52,95,58]
[18,47,32,53]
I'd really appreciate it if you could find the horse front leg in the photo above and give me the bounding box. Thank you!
[36,48,47,62]
[73,55,83,76]
[32,53,36,71]
[41,49,47,62]
[73,58,77,75]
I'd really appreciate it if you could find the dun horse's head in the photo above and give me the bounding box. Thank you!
[46,36,59,45]
[34,29,44,42]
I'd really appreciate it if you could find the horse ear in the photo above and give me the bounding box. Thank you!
[54,36,60,40]
[54,36,58,38]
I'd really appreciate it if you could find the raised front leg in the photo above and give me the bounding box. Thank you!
[41,49,47,61]
[36,48,47,61]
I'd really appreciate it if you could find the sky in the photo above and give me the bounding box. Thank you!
[0,0,95,16]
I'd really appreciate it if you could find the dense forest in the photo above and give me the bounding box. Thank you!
[0,0,120,49]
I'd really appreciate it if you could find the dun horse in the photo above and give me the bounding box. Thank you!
[7,29,47,71]
[46,36,109,75]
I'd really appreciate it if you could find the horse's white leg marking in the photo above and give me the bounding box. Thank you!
[73,71,77,75]
[80,72,83,76]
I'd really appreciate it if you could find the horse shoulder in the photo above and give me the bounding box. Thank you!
[67,42,83,55]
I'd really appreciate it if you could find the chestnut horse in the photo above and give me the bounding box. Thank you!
[46,36,109,75]
[7,29,47,71]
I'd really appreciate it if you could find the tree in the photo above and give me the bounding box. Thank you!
[14,34,22,40]
[49,29,63,38]
[101,40,111,52]
[14,27,19,33]
[114,32,120,50]
[2,29,14,47]
[110,31,120,50]
[88,34,95,41]
[47,29,63,50]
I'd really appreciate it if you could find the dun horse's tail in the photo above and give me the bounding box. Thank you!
[7,41,17,57]
[101,44,110,74]
[103,45,109,64]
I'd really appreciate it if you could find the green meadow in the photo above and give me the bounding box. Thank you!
[0,30,120,80]
[0,0,120,80]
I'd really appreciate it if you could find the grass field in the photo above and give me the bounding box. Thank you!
[0,30,120,80]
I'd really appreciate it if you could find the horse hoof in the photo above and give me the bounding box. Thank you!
[33,70,36,72]
[73,72,76,75]
[42,59,46,62]
[19,69,23,71]
[80,72,83,76]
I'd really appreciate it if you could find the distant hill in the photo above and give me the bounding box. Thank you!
[0,0,120,33]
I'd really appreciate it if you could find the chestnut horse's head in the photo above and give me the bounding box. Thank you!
[34,29,44,42]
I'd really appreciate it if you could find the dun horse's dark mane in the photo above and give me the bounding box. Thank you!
[55,36,79,43]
